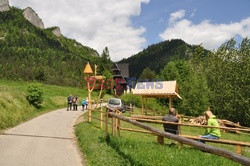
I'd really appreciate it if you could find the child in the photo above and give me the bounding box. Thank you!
[81,99,86,111]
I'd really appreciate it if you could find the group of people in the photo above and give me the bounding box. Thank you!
[162,108,221,143]
[67,94,89,111]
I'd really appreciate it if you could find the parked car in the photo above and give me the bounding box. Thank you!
[106,98,129,113]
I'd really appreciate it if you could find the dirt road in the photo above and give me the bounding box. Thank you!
[0,108,85,166]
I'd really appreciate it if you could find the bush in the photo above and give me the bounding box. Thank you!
[120,93,141,107]
[121,93,168,115]
[26,83,43,108]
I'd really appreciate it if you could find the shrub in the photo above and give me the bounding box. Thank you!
[120,93,141,107]
[26,83,43,108]
[121,93,168,115]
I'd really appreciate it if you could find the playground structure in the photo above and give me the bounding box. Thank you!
[83,62,105,123]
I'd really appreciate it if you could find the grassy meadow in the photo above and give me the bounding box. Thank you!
[75,108,250,166]
[0,79,91,130]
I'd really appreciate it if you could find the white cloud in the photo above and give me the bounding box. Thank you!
[160,10,250,50]
[9,0,149,61]
[169,9,185,24]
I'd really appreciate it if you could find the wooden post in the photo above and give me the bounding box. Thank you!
[141,96,144,115]
[100,107,103,128]
[115,110,118,136]
[87,81,92,122]
[117,113,121,137]
[169,97,173,110]
[129,103,133,116]
[112,116,115,136]
[178,143,183,150]
[145,97,148,115]
[157,135,164,145]
[236,145,242,154]
[177,111,181,135]
[105,109,109,137]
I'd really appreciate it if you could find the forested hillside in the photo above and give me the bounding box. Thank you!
[119,39,208,78]
[0,7,101,87]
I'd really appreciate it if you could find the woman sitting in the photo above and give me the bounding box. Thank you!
[199,111,221,143]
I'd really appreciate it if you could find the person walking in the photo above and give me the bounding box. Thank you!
[72,95,78,111]
[81,99,86,111]
[67,94,72,111]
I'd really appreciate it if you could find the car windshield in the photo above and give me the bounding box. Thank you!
[109,99,120,105]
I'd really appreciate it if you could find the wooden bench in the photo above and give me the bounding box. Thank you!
[180,134,250,154]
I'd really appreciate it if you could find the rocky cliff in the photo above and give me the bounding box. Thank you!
[52,27,62,37]
[0,0,9,12]
[23,7,45,29]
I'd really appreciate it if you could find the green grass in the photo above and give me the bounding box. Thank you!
[75,108,250,166]
[0,79,96,130]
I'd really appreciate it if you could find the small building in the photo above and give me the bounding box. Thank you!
[111,63,129,96]
[132,81,182,114]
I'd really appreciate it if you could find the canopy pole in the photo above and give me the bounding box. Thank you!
[141,96,144,115]
[169,97,173,110]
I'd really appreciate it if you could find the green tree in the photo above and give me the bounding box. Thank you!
[139,67,156,80]
[160,60,209,116]
[98,47,112,74]
[203,38,250,126]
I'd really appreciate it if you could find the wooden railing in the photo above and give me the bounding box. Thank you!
[87,107,250,165]
[106,111,250,165]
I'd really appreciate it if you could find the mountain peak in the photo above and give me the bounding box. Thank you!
[23,7,45,29]
[0,0,9,12]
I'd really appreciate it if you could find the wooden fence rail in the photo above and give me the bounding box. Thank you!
[131,117,250,133]
[107,112,250,166]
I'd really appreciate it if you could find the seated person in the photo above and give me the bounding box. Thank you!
[199,111,221,142]
[162,108,179,135]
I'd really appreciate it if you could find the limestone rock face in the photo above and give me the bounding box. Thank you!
[52,27,62,37]
[0,0,10,12]
[23,7,45,29]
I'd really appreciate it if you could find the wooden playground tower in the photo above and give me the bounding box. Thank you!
[83,62,104,122]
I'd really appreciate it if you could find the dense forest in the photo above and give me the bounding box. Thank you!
[0,7,102,87]
[119,39,209,78]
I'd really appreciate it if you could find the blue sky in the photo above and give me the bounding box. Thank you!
[10,0,250,61]
[132,0,250,47]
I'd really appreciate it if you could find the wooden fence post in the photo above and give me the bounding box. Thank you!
[157,135,164,145]
[105,108,109,137]
[236,145,242,154]
[112,115,115,136]
[129,104,132,116]
[88,107,91,122]
[100,107,103,128]
[145,98,148,115]
[118,113,121,137]
[141,97,144,115]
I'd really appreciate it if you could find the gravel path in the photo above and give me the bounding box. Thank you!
[0,108,85,166]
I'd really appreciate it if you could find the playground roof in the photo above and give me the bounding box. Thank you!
[132,81,182,99]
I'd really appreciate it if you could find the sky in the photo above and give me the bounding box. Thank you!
[9,0,250,61]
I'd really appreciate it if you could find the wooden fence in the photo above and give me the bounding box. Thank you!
[87,107,250,165]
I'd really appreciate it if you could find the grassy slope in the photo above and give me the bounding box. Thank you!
[0,79,91,130]
[76,109,250,166]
